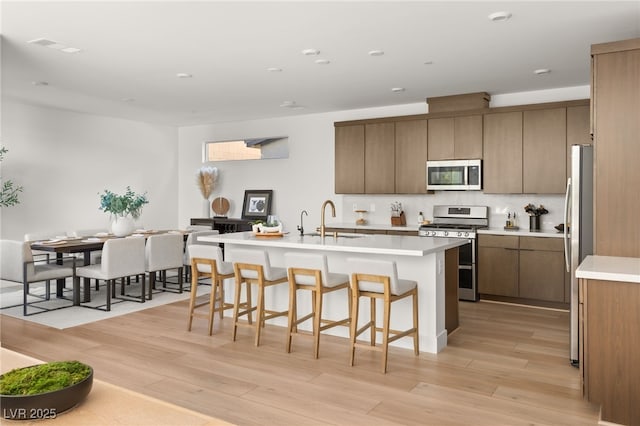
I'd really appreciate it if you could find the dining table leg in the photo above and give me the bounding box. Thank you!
[82,250,91,303]
[56,253,65,297]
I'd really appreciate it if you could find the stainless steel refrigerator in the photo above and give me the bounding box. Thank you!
[564,144,594,366]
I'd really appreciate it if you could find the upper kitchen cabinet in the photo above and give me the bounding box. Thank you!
[427,115,482,160]
[566,105,591,178]
[523,108,567,194]
[484,101,588,194]
[591,38,640,258]
[335,125,365,193]
[395,119,428,193]
[483,111,523,193]
[365,122,395,193]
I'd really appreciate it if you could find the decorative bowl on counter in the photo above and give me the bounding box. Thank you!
[554,224,567,233]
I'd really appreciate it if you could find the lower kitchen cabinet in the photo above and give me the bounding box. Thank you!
[519,237,565,302]
[478,234,568,307]
[579,262,640,426]
[478,235,519,296]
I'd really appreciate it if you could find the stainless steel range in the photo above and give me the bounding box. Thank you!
[419,206,489,301]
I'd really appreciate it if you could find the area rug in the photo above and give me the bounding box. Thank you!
[0,277,211,330]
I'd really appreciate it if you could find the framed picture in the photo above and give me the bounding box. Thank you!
[241,190,273,221]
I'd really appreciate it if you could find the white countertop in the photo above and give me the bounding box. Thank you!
[199,231,467,257]
[478,227,563,238]
[575,255,640,283]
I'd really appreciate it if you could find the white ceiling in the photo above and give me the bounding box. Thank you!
[2,1,639,126]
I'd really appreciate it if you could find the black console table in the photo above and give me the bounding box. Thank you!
[190,217,252,234]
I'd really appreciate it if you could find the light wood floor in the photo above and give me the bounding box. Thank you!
[0,299,600,425]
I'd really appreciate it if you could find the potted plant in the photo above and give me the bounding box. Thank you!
[0,361,93,420]
[0,146,23,207]
[250,219,265,233]
[524,203,548,231]
[99,186,149,236]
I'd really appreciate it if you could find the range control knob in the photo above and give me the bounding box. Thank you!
[464,232,470,238]
[457,231,463,237]
[443,231,449,237]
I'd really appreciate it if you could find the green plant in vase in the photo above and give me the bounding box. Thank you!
[99,186,148,236]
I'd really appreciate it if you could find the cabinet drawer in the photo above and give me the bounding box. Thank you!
[478,234,519,249]
[520,236,563,251]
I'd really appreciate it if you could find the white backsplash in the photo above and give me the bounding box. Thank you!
[339,192,565,231]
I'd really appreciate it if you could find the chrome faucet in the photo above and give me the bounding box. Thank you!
[320,200,336,238]
[297,210,308,236]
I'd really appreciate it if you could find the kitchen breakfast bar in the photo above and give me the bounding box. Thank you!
[199,231,467,353]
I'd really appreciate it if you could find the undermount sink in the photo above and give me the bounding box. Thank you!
[303,232,363,239]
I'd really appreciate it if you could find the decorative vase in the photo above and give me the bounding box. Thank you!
[112,215,134,237]
[202,198,211,218]
[529,215,541,231]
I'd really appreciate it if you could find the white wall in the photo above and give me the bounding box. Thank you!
[1,101,179,240]
[178,86,589,233]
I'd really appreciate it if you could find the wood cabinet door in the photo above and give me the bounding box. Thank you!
[428,115,482,160]
[523,108,567,194]
[478,247,519,296]
[593,47,640,257]
[483,111,523,193]
[335,125,365,193]
[395,119,428,193]
[427,118,454,160]
[566,105,591,179]
[454,115,483,159]
[365,122,395,193]
[519,249,565,302]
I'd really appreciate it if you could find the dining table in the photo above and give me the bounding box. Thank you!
[29,229,191,306]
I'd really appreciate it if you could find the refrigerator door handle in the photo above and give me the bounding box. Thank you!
[564,178,571,272]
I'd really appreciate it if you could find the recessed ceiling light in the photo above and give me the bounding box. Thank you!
[314,59,330,65]
[301,48,320,56]
[31,81,49,86]
[488,11,512,22]
[534,68,551,75]
[121,97,135,102]
[368,50,384,57]
[391,87,405,93]
[176,73,193,78]
[423,61,434,65]
[27,38,82,53]
[280,100,305,109]
[266,67,283,72]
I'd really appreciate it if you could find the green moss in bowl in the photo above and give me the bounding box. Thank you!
[1,361,91,396]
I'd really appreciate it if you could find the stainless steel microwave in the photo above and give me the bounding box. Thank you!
[426,159,482,190]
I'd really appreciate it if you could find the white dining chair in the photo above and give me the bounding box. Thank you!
[74,237,146,311]
[24,231,68,262]
[0,239,76,316]
[145,233,184,299]
[67,228,108,289]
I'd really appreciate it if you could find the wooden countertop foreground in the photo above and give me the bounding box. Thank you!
[0,348,233,426]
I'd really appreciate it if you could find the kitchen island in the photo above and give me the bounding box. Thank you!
[199,231,467,353]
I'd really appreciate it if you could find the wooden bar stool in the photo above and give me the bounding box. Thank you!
[187,244,234,335]
[347,258,419,373]
[231,248,288,346]
[284,252,351,358]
